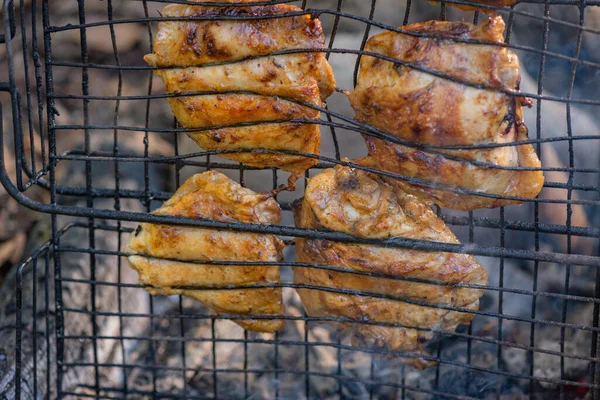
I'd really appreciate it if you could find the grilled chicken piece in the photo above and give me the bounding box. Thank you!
[294,162,487,368]
[348,16,544,210]
[128,171,285,333]
[145,1,335,189]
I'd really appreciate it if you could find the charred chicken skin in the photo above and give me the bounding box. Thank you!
[145,1,335,189]
[128,171,285,333]
[348,16,544,210]
[294,162,488,368]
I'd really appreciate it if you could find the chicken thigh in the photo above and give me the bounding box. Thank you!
[348,16,543,210]
[128,171,285,333]
[294,162,488,367]
[145,1,335,189]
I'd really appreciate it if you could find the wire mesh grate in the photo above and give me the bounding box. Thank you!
[1,0,600,398]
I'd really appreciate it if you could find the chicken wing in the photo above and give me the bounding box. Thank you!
[128,171,285,333]
[145,1,335,189]
[348,16,544,210]
[294,162,487,368]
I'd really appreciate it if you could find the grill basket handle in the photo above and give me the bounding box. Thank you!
[0,0,15,44]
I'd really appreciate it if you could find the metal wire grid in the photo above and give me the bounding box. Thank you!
[12,223,600,399]
[1,0,599,398]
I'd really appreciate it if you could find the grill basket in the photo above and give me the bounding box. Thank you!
[1,0,600,398]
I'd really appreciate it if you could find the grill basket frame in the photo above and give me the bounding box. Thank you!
[1,0,600,398]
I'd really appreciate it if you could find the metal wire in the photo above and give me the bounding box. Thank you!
[2,0,600,398]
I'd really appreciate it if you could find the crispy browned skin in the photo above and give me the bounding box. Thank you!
[145,2,335,189]
[348,17,544,210]
[430,0,516,12]
[128,171,285,332]
[294,163,487,368]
